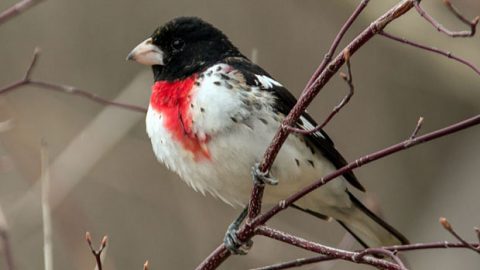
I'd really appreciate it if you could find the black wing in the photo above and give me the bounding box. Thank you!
[224,56,365,192]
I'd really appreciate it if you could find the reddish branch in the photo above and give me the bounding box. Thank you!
[254,241,480,270]
[253,217,480,270]
[379,31,480,76]
[256,226,404,270]
[440,217,480,254]
[0,0,44,25]
[0,48,147,113]
[85,232,107,270]
[414,0,479,37]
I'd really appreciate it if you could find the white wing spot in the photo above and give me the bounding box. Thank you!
[255,75,282,89]
[299,116,326,139]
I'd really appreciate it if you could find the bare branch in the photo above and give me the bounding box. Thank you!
[284,49,354,135]
[0,0,44,25]
[253,115,480,228]
[0,49,148,114]
[440,217,480,254]
[304,0,369,91]
[353,248,407,270]
[255,226,403,270]
[379,31,480,76]
[443,0,477,27]
[414,0,479,37]
[250,256,333,270]
[252,239,480,270]
[24,47,41,81]
[85,232,108,270]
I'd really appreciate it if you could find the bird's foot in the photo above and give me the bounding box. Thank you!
[251,163,278,185]
[223,207,253,255]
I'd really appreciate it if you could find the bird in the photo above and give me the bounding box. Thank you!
[126,16,408,253]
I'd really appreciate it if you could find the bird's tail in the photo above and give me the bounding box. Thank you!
[335,191,409,248]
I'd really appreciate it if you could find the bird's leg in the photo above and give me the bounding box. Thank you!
[223,206,253,255]
[251,163,278,185]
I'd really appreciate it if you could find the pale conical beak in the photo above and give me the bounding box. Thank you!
[126,37,164,65]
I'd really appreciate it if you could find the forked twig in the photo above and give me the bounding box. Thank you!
[85,232,108,270]
[284,49,354,135]
[440,217,480,254]
[0,49,147,113]
[414,0,479,37]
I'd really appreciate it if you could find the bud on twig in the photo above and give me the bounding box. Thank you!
[439,217,452,231]
[85,231,92,246]
[101,235,108,249]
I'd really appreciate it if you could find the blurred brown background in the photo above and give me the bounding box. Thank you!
[0,0,479,269]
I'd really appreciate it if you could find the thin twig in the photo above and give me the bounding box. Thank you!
[255,226,403,270]
[304,0,370,91]
[0,0,44,25]
[85,232,108,270]
[41,140,53,270]
[409,117,424,140]
[284,49,354,135]
[0,205,15,270]
[475,227,480,243]
[250,256,333,270]
[253,240,480,270]
[0,49,147,114]
[414,0,479,37]
[379,31,480,76]
[353,248,407,270]
[439,217,480,254]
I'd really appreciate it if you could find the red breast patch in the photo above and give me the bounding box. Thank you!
[150,75,210,161]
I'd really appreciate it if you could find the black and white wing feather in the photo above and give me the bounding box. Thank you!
[224,56,365,192]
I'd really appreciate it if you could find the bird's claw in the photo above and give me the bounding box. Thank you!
[223,207,253,255]
[224,225,253,255]
[251,163,278,185]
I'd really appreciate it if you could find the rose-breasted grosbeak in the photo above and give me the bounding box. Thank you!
[127,17,408,250]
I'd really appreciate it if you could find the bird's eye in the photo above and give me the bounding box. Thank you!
[172,39,185,51]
